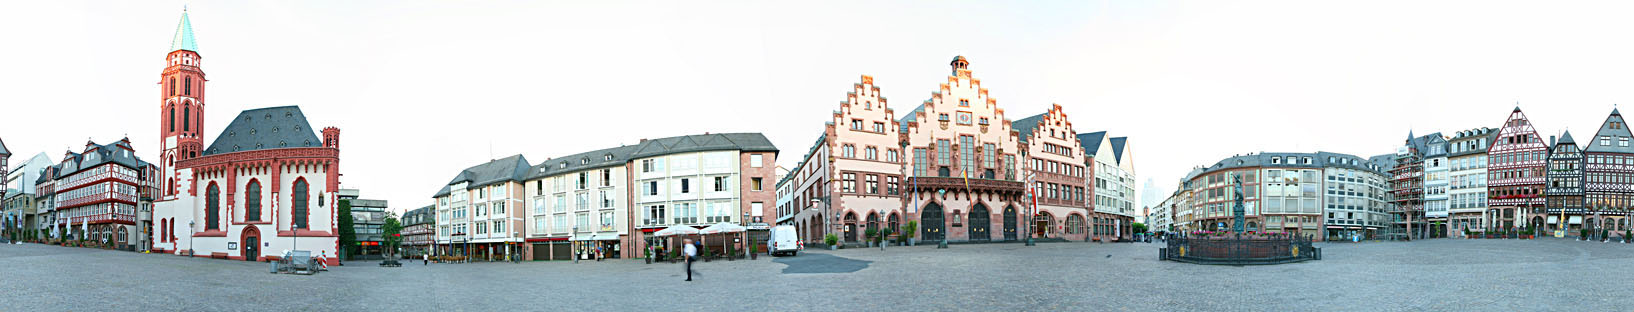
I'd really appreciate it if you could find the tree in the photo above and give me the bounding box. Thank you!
[337,199,356,260]
[1132,222,1148,234]
[382,211,402,259]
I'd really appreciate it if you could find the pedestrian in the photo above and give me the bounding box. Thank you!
[683,238,697,281]
[423,253,428,266]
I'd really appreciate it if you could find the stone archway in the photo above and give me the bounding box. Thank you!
[1003,205,1018,241]
[844,212,859,242]
[968,203,991,241]
[921,202,945,241]
[241,226,261,262]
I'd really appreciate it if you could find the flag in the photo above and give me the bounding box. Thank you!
[961,170,971,194]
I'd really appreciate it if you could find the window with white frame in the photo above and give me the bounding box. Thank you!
[750,154,763,167]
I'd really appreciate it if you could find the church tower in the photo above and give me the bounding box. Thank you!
[159,10,206,197]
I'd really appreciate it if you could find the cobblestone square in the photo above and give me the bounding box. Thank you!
[2,238,1632,311]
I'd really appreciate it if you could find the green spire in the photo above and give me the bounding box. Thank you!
[171,10,198,52]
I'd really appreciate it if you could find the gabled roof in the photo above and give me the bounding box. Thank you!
[1011,113,1044,143]
[897,104,926,133]
[629,133,777,159]
[0,137,9,156]
[527,144,643,180]
[1557,130,1577,145]
[433,154,531,197]
[204,106,323,156]
[1584,108,1634,154]
[1109,137,1128,163]
[57,139,142,177]
[1077,131,1107,157]
[171,11,198,52]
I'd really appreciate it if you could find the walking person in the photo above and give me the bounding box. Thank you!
[683,238,698,281]
[423,253,428,266]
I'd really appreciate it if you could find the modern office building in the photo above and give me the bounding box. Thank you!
[1544,131,1584,233]
[1487,107,1547,231]
[1448,128,1495,236]
[626,133,778,256]
[340,190,388,259]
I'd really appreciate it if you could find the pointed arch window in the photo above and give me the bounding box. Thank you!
[184,107,191,132]
[169,107,176,132]
[169,78,176,96]
[184,77,192,96]
[246,180,262,222]
[206,183,220,230]
[293,178,309,229]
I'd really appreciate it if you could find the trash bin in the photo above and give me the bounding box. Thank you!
[270,260,279,274]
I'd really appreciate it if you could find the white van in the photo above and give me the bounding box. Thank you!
[767,225,802,256]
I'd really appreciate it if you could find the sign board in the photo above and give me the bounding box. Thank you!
[747,223,771,230]
[227,242,237,250]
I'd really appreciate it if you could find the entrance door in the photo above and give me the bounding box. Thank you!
[243,236,259,261]
[921,203,945,241]
[1033,215,1049,238]
[1003,206,1018,241]
[968,204,990,241]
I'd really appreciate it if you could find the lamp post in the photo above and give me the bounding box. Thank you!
[188,220,195,256]
[572,226,579,264]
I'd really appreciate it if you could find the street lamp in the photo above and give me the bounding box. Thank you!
[188,220,195,257]
[572,226,579,264]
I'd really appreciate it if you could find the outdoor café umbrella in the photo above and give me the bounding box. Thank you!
[700,222,747,257]
[654,225,699,237]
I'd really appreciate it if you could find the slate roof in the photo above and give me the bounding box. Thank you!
[1077,131,1107,157]
[172,11,198,52]
[404,205,435,226]
[1422,135,1449,158]
[1584,108,1634,154]
[1110,137,1128,164]
[1194,151,1388,179]
[57,139,142,177]
[1402,132,1443,157]
[897,104,926,133]
[527,144,643,180]
[1011,113,1044,143]
[204,106,323,156]
[628,133,778,159]
[1448,127,1498,157]
[432,154,531,198]
[0,137,9,156]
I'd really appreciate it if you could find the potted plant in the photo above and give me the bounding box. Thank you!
[824,234,839,250]
[750,244,758,260]
[1602,229,1610,242]
[864,228,879,248]
[903,221,918,246]
[873,230,884,247]
[1581,229,1591,241]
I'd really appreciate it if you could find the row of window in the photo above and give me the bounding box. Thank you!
[849,119,888,133]
[203,179,310,231]
[840,144,900,163]
[1031,158,1084,178]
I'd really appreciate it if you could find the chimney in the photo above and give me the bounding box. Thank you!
[1549,135,1555,147]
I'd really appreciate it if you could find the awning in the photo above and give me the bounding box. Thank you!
[1569,216,1582,225]
[525,237,568,243]
[1548,216,1559,224]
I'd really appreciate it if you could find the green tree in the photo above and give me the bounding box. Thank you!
[1132,222,1148,234]
[382,211,402,259]
[338,199,356,260]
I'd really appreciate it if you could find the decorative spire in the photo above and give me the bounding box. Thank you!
[171,9,198,52]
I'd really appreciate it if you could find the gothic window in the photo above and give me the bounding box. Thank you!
[183,107,191,132]
[206,183,220,230]
[184,77,192,96]
[246,180,262,222]
[169,78,176,96]
[169,107,176,132]
[293,178,309,229]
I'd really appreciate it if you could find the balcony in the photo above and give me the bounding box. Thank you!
[905,177,1026,196]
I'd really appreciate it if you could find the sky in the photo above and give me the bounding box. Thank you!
[6,1,1634,215]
